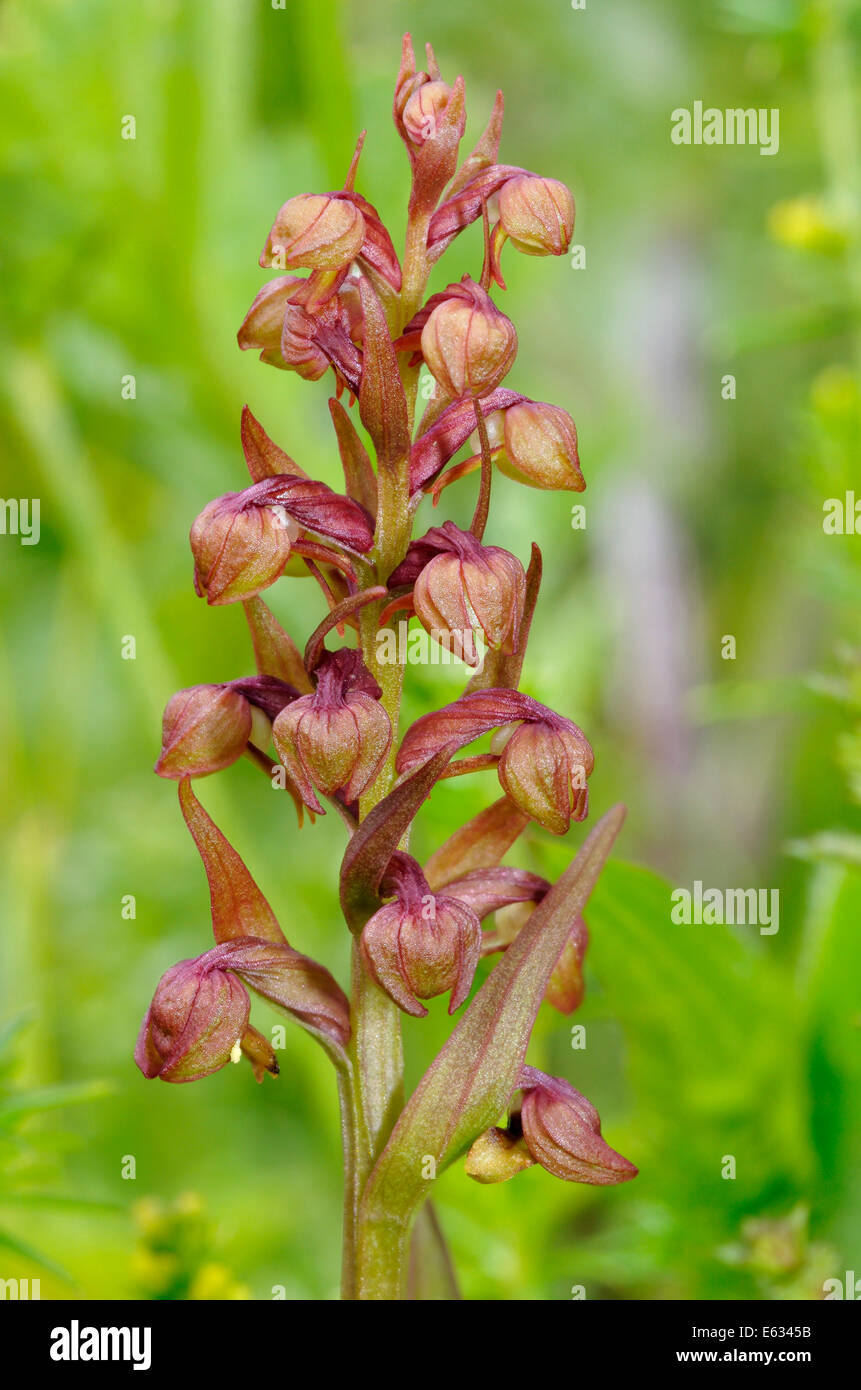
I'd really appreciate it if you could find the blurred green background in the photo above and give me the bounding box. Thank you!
[1,0,860,1300]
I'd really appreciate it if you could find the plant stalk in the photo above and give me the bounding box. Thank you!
[339,196,434,1300]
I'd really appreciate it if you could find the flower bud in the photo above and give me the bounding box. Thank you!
[190,493,300,606]
[421,280,516,399]
[403,523,526,667]
[402,79,453,145]
[155,676,299,781]
[465,1126,535,1184]
[155,685,252,780]
[498,401,584,492]
[498,175,575,256]
[519,1069,637,1185]
[260,193,365,272]
[360,889,481,1018]
[271,651,392,813]
[498,717,594,835]
[135,956,250,1084]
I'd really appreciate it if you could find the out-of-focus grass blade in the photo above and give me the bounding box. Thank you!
[0,1079,113,1126]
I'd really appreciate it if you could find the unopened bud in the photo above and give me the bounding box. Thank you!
[156,685,252,780]
[499,401,584,492]
[421,280,517,399]
[403,80,453,145]
[271,652,391,813]
[410,524,526,666]
[260,193,365,272]
[190,493,300,606]
[360,891,481,1018]
[498,718,594,835]
[498,175,575,256]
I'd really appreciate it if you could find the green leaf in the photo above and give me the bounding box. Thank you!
[0,1226,74,1284]
[355,805,626,1296]
[800,863,861,1242]
[583,857,812,1191]
[0,1193,124,1213]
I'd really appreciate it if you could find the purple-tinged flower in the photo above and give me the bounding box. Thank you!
[359,854,481,1017]
[272,650,392,813]
[409,388,526,492]
[393,36,466,207]
[396,688,594,835]
[257,167,401,293]
[190,492,299,606]
[419,278,517,400]
[136,937,351,1084]
[190,475,374,606]
[497,175,575,257]
[390,522,526,667]
[135,952,251,1083]
[425,162,526,262]
[518,1067,637,1185]
[496,400,584,492]
[259,193,366,274]
[497,717,593,835]
[155,677,299,780]
[238,275,364,388]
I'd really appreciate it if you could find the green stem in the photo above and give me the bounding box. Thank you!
[340,198,433,1300]
[337,1065,361,1300]
[355,1214,411,1300]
